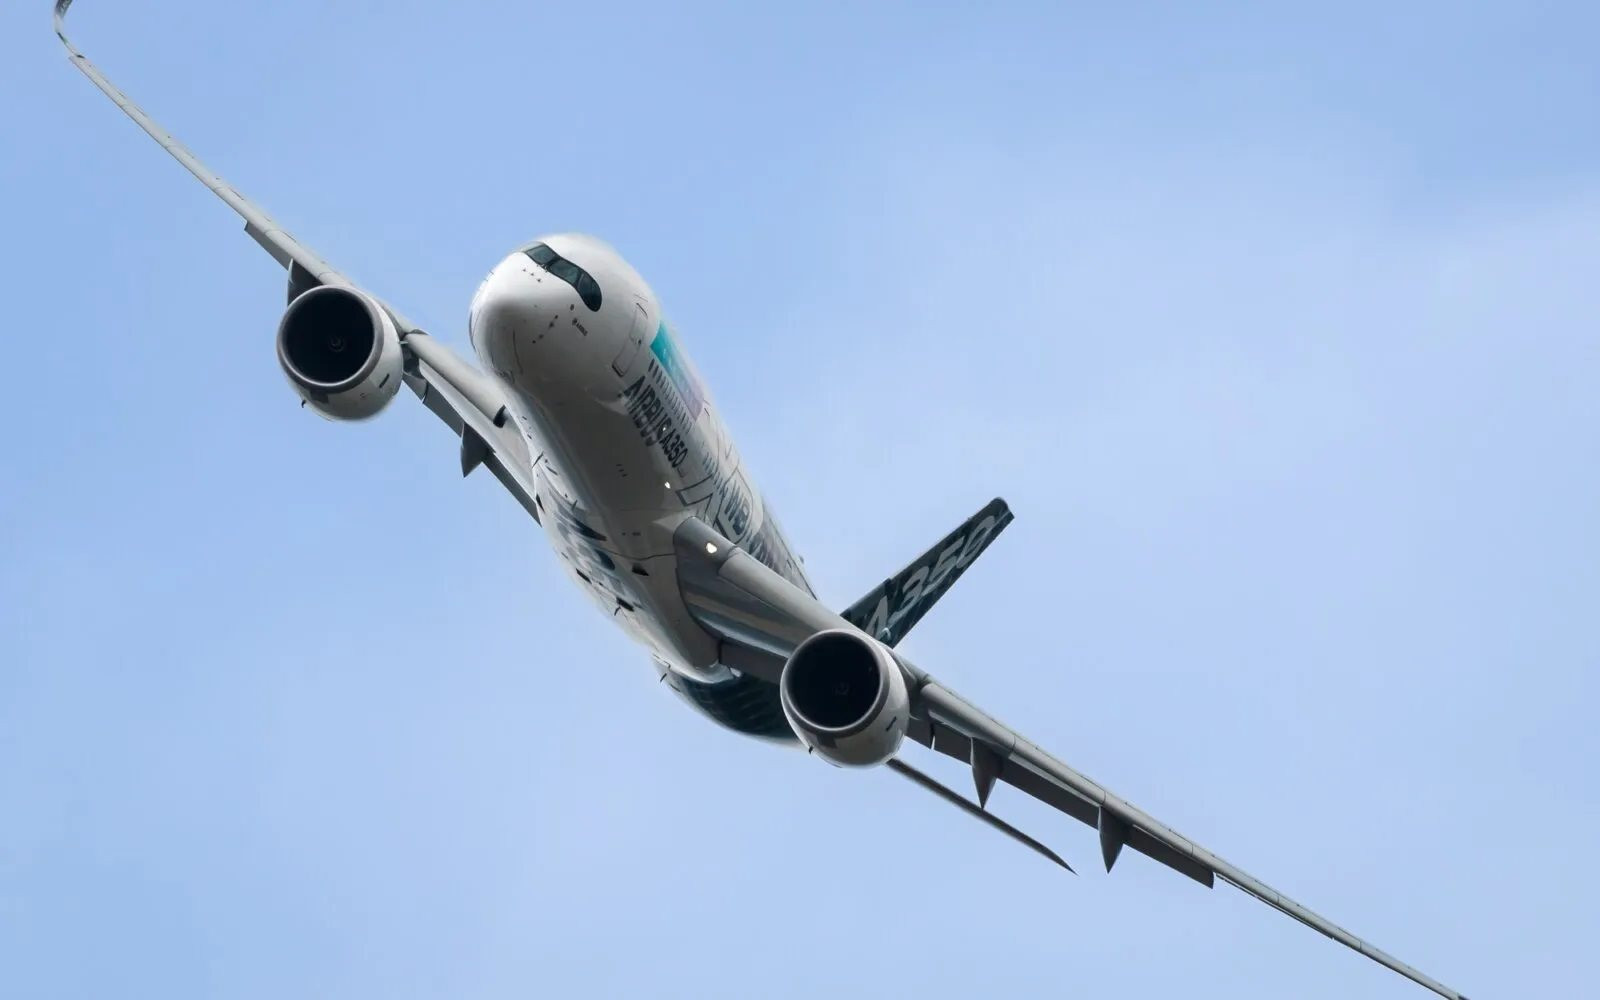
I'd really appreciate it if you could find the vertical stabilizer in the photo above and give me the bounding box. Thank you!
[841,498,1013,646]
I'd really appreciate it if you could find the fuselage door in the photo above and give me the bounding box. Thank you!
[612,301,648,376]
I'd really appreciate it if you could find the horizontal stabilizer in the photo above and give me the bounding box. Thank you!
[842,497,1013,647]
[886,758,1072,873]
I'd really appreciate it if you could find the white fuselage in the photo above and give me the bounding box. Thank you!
[468,234,811,703]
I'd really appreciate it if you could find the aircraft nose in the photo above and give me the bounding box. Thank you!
[477,254,557,330]
[472,255,564,362]
[470,252,615,393]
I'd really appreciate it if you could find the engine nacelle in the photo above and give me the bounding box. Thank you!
[276,285,403,420]
[779,629,910,768]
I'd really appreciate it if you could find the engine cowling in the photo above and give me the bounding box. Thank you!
[779,629,910,768]
[276,285,403,420]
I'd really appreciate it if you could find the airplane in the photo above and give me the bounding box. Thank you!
[53,3,1471,996]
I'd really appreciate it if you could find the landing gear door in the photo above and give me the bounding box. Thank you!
[612,302,648,376]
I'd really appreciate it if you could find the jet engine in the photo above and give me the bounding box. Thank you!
[779,629,910,767]
[277,285,403,420]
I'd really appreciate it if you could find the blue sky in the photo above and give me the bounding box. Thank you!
[3,1,1597,997]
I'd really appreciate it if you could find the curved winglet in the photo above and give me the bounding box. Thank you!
[51,0,408,327]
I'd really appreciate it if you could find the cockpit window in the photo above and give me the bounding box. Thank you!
[523,242,602,311]
[548,257,580,284]
[576,273,602,309]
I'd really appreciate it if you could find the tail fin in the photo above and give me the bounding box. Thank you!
[841,498,1014,647]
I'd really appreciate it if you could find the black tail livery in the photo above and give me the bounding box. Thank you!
[841,497,1013,647]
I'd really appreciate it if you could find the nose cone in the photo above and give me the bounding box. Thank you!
[470,253,617,394]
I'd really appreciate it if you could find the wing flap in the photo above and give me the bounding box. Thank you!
[920,683,1464,998]
[906,716,1203,885]
[675,521,1467,999]
[406,349,540,516]
[1123,823,1216,887]
[244,221,293,268]
[996,757,1105,830]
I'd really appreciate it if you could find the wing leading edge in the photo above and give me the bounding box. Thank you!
[671,517,1470,1000]
[54,0,542,521]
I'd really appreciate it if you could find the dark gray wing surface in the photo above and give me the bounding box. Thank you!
[673,517,1470,1000]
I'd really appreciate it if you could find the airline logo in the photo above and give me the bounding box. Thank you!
[648,322,704,418]
[842,499,1014,647]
